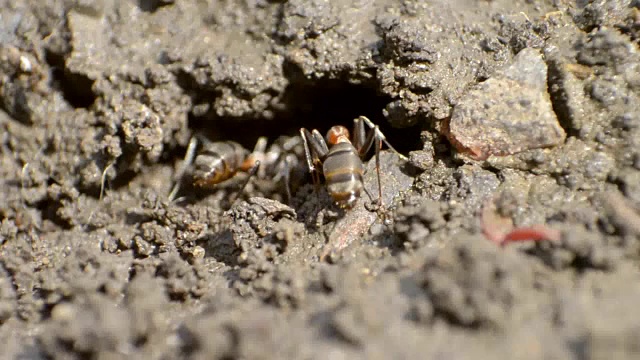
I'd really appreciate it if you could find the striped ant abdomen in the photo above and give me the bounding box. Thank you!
[192,141,253,188]
[322,142,364,209]
[300,117,407,210]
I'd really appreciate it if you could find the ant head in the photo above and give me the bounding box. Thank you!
[326,126,350,145]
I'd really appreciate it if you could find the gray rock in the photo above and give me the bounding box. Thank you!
[447,48,566,160]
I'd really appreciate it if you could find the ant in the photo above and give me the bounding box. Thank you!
[168,135,302,203]
[299,116,407,210]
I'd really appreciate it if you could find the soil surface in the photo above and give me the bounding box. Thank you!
[1,0,640,359]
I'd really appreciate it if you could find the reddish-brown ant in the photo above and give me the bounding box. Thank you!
[169,135,302,203]
[299,116,407,210]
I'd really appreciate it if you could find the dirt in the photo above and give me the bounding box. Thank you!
[1,0,640,358]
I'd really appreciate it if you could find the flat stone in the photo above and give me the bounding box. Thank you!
[446,48,566,160]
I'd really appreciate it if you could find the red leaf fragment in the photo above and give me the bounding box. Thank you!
[480,199,560,246]
[501,225,561,244]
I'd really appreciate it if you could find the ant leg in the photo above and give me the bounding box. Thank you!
[99,162,115,201]
[253,136,268,153]
[353,120,387,209]
[300,128,328,189]
[231,135,269,205]
[281,154,296,205]
[357,116,408,161]
[300,129,317,187]
[310,129,329,156]
[359,128,384,209]
[270,153,295,204]
[356,121,378,158]
[230,160,261,204]
[374,133,383,207]
[352,116,367,152]
[251,136,268,178]
[168,135,199,201]
[281,136,302,152]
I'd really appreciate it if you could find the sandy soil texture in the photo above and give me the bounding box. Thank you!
[1,0,640,358]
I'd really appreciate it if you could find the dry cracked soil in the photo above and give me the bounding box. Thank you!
[2,0,640,359]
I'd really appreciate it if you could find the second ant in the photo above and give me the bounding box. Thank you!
[169,134,304,204]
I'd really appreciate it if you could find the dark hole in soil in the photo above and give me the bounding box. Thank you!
[36,197,72,230]
[138,0,173,13]
[188,78,422,157]
[45,50,96,109]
